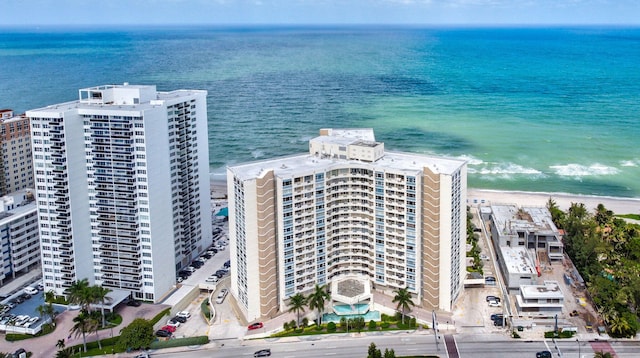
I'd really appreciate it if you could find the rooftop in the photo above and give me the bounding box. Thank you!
[500,246,536,275]
[229,129,466,181]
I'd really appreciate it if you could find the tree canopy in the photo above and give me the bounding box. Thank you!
[117,318,154,351]
[549,201,640,338]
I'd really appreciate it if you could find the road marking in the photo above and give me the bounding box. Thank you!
[324,353,337,355]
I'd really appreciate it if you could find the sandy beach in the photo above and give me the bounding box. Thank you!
[468,188,640,215]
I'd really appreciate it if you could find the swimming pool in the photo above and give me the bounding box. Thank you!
[332,303,369,315]
[322,310,380,323]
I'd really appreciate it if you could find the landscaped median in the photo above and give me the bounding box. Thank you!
[270,313,424,338]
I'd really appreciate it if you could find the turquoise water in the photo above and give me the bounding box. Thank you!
[1,26,639,197]
[323,310,381,323]
[333,303,370,315]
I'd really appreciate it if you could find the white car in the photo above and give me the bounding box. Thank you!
[176,311,191,319]
[167,319,181,328]
[216,288,229,304]
[23,287,38,295]
[206,276,219,283]
[488,299,501,307]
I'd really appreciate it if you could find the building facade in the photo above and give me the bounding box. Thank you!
[0,190,40,285]
[227,128,467,322]
[0,109,34,196]
[27,84,212,301]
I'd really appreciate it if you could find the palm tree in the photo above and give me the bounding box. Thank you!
[56,339,66,350]
[91,286,112,327]
[55,347,75,358]
[392,287,415,325]
[608,315,631,337]
[37,303,57,326]
[593,352,613,358]
[288,293,307,328]
[71,311,94,352]
[307,284,331,325]
[66,279,91,311]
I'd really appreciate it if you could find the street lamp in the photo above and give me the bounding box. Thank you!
[576,338,580,358]
[432,310,439,351]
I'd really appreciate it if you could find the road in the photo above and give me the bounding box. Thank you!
[143,334,640,358]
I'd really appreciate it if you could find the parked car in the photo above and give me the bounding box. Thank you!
[191,261,203,269]
[490,313,503,321]
[201,253,212,259]
[184,266,196,273]
[216,289,228,304]
[536,351,552,358]
[224,260,231,268]
[126,299,142,307]
[166,319,180,328]
[488,299,501,307]
[248,322,264,330]
[155,329,172,338]
[569,310,579,317]
[13,348,27,358]
[161,325,176,333]
[480,254,490,261]
[206,276,219,283]
[485,276,496,285]
[485,295,500,302]
[254,349,271,357]
[176,311,191,319]
[172,315,187,323]
[134,353,150,358]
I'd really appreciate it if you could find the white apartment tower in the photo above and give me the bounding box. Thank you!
[227,128,467,322]
[27,84,212,301]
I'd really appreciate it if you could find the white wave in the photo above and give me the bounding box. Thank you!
[620,160,638,167]
[456,154,484,166]
[468,162,543,177]
[549,163,620,177]
[251,150,264,158]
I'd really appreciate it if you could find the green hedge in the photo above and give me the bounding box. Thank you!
[149,335,209,349]
[151,308,171,325]
[201,299,211,319]
[544,330,575,338]
[6,323,55,341]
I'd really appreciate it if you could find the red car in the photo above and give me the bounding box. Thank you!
[248,322,264,330]
[161,325,177,333]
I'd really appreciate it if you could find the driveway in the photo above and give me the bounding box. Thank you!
[0,303,169,357]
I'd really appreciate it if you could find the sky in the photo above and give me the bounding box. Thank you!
[2,0,639,26]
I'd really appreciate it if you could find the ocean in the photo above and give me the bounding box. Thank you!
[1,26,639,197]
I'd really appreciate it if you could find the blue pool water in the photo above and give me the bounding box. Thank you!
[332,303,370,315]
[323,310,381,323]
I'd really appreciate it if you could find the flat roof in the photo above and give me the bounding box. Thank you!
[491,204,559,237]
[520,281,564,299]
[26,88,205,115]
[229,145,465,181]
[500,246,536,275]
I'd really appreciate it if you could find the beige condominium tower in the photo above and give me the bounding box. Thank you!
[227,128,467,322]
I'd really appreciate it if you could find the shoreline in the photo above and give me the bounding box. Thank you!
[210,178,640,215]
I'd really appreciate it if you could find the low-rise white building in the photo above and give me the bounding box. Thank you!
[499,246,537,289]
[515,280,564,314]
[0,190,39,285]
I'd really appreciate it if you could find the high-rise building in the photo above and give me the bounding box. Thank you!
[0,109,34,196]
[227,128,467,322]
[27,84,212,301]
